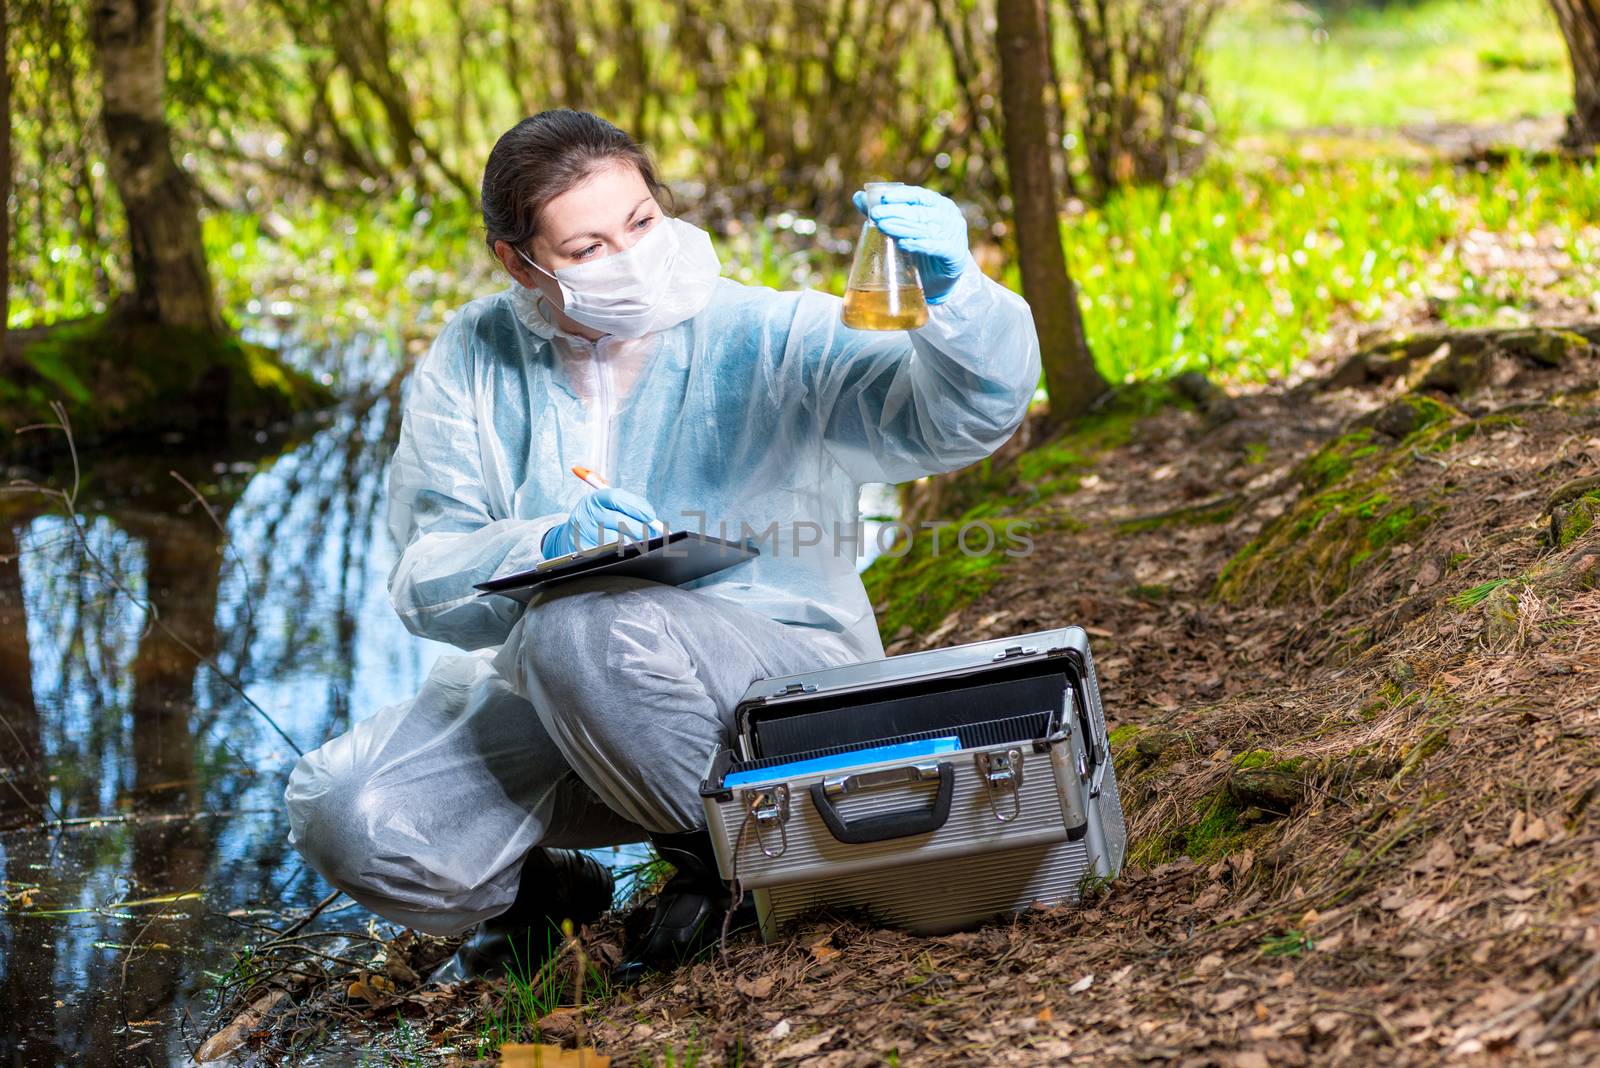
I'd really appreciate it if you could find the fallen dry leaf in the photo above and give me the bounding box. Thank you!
[773,1027,838,1061]
[737,974,775,999]
[1211,987,1253,1013]
[1409,837,1456,873]
[346,978,382,1005]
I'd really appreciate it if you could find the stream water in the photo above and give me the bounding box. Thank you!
[0,335,897,1066]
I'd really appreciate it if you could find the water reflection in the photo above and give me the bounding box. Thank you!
[0,344,441,1065]
[0,332,899,1065]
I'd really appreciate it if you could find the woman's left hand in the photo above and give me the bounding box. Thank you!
[852,184,972,304]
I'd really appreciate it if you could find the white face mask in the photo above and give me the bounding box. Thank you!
[514,216,721,338]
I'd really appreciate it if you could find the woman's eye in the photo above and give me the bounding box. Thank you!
[633,215,654,230]
[574,244,601,259]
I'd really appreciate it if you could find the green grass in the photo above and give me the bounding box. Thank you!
[471,922,616,1058]
[1260,928,1316,958]
[1451,577,1516,608]
[1209,0,1571,132]
[640,1037,720,1067]
[1057,152,1600,383]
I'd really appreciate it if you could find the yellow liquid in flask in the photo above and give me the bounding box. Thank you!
[840,284,929,331]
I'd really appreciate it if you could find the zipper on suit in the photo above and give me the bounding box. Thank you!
[593,339,614,481]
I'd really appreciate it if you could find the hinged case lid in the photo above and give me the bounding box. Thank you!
[734,626,1094,761]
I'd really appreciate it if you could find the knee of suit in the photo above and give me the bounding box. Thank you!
[285,751,525,927]
[521,582,694,705]
[284,749,384,894]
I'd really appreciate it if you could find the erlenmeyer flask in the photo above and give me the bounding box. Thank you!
[841,181,929,331]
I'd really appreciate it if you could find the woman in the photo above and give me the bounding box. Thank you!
[285,109,1042,984]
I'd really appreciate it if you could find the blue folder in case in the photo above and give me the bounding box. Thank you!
[722,736,961,788]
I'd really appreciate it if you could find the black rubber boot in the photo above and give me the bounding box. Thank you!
[428,847,614,985]
[611,828,755,986]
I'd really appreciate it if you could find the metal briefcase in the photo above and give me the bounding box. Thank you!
[699,626,1125,939]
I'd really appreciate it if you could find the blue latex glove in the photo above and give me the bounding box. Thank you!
[542,487,661,557]
[852,185,972,304]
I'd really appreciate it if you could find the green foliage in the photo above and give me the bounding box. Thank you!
[10,0,1598,424]
[1553,494,1600,548]
[641,1036,715,1067]
[1298,429,1380,492]
[1215,394,1478,605]
[1218,480,1439,604]
[1208,0,1570,131]
[473,923,615,1057]
[1077,870,1119,904]
[475,927,566,1055]
[17,145,1600,403]
[864,386,1177,637]
[1134,791,1250,867]
[1116,496,1242,535]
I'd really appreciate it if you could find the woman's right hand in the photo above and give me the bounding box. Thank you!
[542,487,661,557]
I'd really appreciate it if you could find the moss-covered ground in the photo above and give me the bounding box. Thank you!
[865,384,1180,649]
[1,315,334,458]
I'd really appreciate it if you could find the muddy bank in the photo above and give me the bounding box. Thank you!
[0,315,335,463]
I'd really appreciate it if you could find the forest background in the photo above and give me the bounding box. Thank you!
[7,0,1598,404]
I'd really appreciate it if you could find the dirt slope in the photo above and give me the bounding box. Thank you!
[572,326,1600,1066]
[226,326,1600,1067]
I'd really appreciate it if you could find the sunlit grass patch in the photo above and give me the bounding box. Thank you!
[1208,0,1571,132]
[1058,153,1600,383]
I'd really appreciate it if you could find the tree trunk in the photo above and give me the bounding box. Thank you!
[995,0,1105,426]
[0,523,39,808]
[87,0,223,334]
[1551,0,1600,148]
[2,0,11,358]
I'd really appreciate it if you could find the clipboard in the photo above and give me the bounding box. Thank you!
[474,530,759,603]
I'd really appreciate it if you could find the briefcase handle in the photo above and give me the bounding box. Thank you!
[808,762,954,845]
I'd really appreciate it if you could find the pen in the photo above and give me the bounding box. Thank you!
[571,465,668,536]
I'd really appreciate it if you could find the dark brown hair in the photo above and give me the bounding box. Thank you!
[481,109,667,254]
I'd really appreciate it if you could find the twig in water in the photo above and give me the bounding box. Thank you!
[121,879,207,1044]
[168,468,257,631]
[273,889,345,943]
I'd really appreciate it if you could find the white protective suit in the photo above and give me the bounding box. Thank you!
[285,246,1042,932]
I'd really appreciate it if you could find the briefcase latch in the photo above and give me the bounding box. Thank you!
[991,645,1038,662]
[975,747,1025,822]
[776,682,818,696]
[743,784,791,858]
